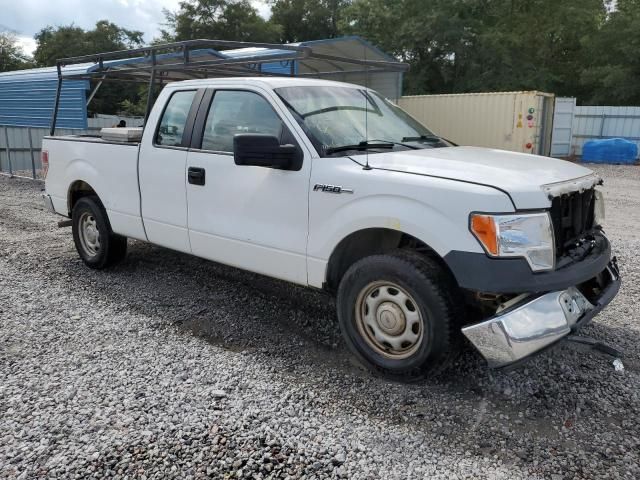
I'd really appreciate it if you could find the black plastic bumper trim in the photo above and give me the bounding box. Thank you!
[444,234,612,294]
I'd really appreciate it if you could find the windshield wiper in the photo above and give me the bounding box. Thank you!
[401,134,444,143]
[325,141,395,155]
[367,139,420,150]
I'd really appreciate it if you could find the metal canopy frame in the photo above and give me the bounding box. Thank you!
[49,39,409,135]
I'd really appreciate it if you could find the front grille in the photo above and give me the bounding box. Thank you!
[549,188,596,257]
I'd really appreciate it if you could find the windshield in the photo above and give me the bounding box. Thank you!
[275,85,447,156]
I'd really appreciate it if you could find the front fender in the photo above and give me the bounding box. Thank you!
[307,159,515,288]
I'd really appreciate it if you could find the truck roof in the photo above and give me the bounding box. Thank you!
[165,76,365,90]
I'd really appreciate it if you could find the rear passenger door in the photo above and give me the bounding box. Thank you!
[139,88,203,253]
[185,87,311,285]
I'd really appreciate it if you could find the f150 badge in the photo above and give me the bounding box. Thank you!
[313,184,354,194]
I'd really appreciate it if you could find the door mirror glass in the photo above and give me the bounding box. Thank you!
[234,134,297,169]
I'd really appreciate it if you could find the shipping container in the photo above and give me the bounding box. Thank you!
[397,91,555,156]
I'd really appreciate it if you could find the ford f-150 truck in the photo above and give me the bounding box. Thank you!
[43,77,620,381]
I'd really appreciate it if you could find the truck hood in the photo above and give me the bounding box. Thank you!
[365,146,597,208]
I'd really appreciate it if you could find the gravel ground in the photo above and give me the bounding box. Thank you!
[1,165,639,479]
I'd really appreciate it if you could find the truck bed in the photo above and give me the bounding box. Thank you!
[43,135,147,241]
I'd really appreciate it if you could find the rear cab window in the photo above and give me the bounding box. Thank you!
[155,90,197,147]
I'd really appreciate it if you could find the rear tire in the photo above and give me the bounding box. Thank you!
[336,250,462,382]
[72,196,127,269]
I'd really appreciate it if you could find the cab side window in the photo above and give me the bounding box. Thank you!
[202,91,285,152]
[155,90,196,147]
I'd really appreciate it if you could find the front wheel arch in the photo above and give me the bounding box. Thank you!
[324,228,457,292]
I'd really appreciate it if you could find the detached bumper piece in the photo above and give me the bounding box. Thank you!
[462,260,620,368]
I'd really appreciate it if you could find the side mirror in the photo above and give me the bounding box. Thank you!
[234,134,298,170]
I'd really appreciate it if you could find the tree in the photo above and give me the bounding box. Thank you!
[269,0,350,43]
[461,0,605,99]
[161,0,281,43]
[581,0,640,105]
[342,0,481,94]
[0,32,34,72]
[343,0,606,98]
[34,20,143,67]
[33,21,145,115]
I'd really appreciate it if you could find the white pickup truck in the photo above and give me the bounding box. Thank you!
[43,77,620,381]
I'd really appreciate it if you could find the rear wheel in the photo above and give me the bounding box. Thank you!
[337,250,462,382]
[72,196,127,269]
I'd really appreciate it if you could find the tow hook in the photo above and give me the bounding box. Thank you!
[57,219,73,228]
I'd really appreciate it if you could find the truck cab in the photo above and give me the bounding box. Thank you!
[43,77,620,382]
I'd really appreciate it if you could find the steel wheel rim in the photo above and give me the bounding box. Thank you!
[78,212,101,257]
[355,281,425,360]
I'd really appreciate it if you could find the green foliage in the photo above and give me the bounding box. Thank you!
[269,0,349,42]
[157,0,640,104]
[342,0,607,99]
[0,33,34,72]
[33,21,145,116]
[5,0,635,110]
[581,0,640,105]
[162,0,281,43]
[34,20,143,66]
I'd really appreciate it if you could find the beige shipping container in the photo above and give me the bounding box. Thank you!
[397,91,555,156]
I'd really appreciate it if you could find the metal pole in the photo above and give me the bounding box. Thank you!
[50,64,63,136]
[28,127,37,179]
[144,52,157,124]
[4,126,13,177]
[599,113,606,138]
[86,75,106,107]
[144,68,156,124]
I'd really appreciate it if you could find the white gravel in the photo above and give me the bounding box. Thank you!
[1,164,639,479]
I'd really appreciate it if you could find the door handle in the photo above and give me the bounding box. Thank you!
[188,167,205,186]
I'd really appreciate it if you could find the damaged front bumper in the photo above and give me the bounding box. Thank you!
[462,260,621,368]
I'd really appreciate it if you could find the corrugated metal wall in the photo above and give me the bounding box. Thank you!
[0,69,89,129]
[0,126,83,177]
[571,105,640,157]
[398,92,554,155]
[550,98,576,157]
[0,119,142,177]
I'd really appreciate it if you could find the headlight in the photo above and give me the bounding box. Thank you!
[594,190,605,226]
[470,212,555,271]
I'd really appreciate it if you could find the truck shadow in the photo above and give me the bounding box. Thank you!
[96,241,637,385]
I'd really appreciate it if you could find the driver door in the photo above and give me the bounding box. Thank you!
[185,88,311,285]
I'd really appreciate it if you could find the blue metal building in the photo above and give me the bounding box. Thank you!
[0,36,402,130]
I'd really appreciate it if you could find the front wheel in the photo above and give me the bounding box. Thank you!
[337,250,462,382]
[72,196,127,269]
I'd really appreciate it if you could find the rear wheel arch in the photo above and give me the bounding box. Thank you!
[67,180,100,216]
[324,228,457,292]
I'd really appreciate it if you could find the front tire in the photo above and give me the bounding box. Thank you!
[72,196,127,269]
[337,250,462,382]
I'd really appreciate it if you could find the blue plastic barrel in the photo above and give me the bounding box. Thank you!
[582,138,638,164]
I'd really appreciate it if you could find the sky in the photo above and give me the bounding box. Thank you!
[0,0,272,56]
